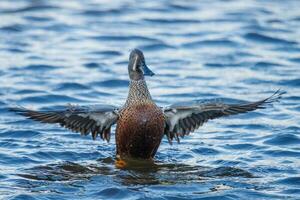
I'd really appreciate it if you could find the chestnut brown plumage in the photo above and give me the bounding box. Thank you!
[116,104,164,159]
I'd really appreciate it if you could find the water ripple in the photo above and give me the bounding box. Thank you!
[0,130,42,138]
[244,33,297,45]
[54,82,90,91]
[91,80,129,88]
[17,94,83,104]
[264,133,300,146]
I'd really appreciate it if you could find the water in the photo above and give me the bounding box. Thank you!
[0,0,299,199]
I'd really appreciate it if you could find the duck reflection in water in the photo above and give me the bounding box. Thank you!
[11,49,284,165]
[17,156,254,187]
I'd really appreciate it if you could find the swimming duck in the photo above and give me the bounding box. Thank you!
[11,49,283,160]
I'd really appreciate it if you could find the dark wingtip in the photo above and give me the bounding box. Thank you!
[264,89,286,104]
[9,106,29,115]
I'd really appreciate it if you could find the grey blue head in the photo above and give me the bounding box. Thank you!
[128,49,155,80]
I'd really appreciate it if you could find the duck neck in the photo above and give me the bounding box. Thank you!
[125,79,152,106]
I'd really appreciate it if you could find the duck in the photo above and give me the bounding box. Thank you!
[11,49,283,160]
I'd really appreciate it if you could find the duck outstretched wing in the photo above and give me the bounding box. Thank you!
[163,90,284,143]
[10,104,119,142]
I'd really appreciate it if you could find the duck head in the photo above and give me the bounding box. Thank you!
[128,49,155,80]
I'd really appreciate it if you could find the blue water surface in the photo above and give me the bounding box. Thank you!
[0,0,300,199]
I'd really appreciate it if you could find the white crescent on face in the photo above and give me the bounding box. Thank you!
[132,55,139,71]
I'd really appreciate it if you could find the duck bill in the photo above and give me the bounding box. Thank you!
[142,63,155,76]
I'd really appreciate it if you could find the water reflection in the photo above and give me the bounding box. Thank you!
[17,157,254,187]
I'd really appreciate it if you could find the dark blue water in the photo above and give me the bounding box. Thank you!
[1,0,300,199]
